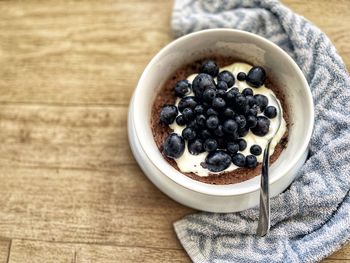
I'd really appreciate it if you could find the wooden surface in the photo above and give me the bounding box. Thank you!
[0,0,349,262]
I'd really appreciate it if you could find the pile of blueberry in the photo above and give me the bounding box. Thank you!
[160,60,277,172]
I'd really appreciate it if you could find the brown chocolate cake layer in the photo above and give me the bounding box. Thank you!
[151,56,289,185]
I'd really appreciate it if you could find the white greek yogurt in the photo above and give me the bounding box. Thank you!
[169,62,287,177]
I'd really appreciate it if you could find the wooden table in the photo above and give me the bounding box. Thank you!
[0,0,349,262]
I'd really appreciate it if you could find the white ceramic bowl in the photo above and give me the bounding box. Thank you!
[128,29,314,213]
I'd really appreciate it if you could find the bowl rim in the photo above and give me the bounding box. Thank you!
[132,28,314,196]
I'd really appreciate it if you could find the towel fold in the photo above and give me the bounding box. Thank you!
[172,1,350,262]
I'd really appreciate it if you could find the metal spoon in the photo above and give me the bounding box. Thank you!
[256,96,282,237]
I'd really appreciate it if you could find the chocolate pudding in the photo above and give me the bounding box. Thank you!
[151,56,289,185]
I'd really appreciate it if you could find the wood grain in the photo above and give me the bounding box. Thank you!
[0,104,134,170]
[0,239,10,263]
[0,0,349,262]
[8,239,189,263]
[0,0,173,106]
[0,166,192,248]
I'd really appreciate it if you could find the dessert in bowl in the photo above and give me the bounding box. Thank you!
[128,29,314,212]
[151,57,289,185]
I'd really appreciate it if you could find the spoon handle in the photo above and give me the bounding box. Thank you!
[257,141,271,237]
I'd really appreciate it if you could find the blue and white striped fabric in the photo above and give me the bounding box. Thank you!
[172,1,350,262]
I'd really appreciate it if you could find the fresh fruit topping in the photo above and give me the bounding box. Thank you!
[204,138,218,152]
[174,80,191,98]
[246,66,266,88]
[192,73,215,98]
[264,106,277,118]
[205,150,231,172]
[178,96,198,112]
[245,155,258,168]
[161,61,281,171]
[235,115,247,129]
[175,115,187,126]
[216,81,228,90]
[163,133,185,159]
[232,153,246,167]
[200,60,219,77]
[217,70,235,88]
[203,88,216,102]
[206,115,219,130]
[188,139,204,155]
[182,127,196,141]
[254,94,269,111]
[251,116,270,136]
[242,88,253,96]
[237,72,246,81]
[212,97,226,110]
[160,105,178,124]
[250,145,262,156]
[237,138,247,151]
[182,107,195,121]
[227,142,239,154]
[223,119,238,135]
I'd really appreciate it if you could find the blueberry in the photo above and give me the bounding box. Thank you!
[182,127,196,141]
[182,107,195,121]
[237,126,249,137]
[174,80,191,98]
[237,72,246,81]
[250,145,262,156]
[216,137,228,149]
[217,70,235,88]
[246,66,266,88]
[187,119,198,130]
[246,115,257,128]
[225,131,239,141]
[235,115,246,129]
[202,102,211,108]
[200,129,212,139]
[232,153,246,167]
[264,106,277,118]
[192,73,215,98]
[226,88,239,102]
[223,107,235,119]
[160,105,178,124]
[206,115,219,130]
[206,108,218,116]
[176,115,187,126]
[251,116,270,136]
[200,60,219,77]
[254,94,269,111]
[242,88,253,96]
[212,97,226,110]
[216,89,226,98]
[195,114,206,128]
[246,95,256,107]
[204,138,218,152]
[246,155,258,168]
[237,139,247,151]
[178,96,198,112]
[188,139,204,155]
[205,150,232,172]
[235,95,247,107]
[216,81,228,90]
[241,105,250,115]
[227,142,239,154]
[163,133,185,159]
[214,125,225,137]
[223,119,238,134]
[194,105,205,115]
[203,88,216,102]
[248,105,259,116]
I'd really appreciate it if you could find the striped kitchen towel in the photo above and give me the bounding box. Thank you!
[172,0,350,262]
